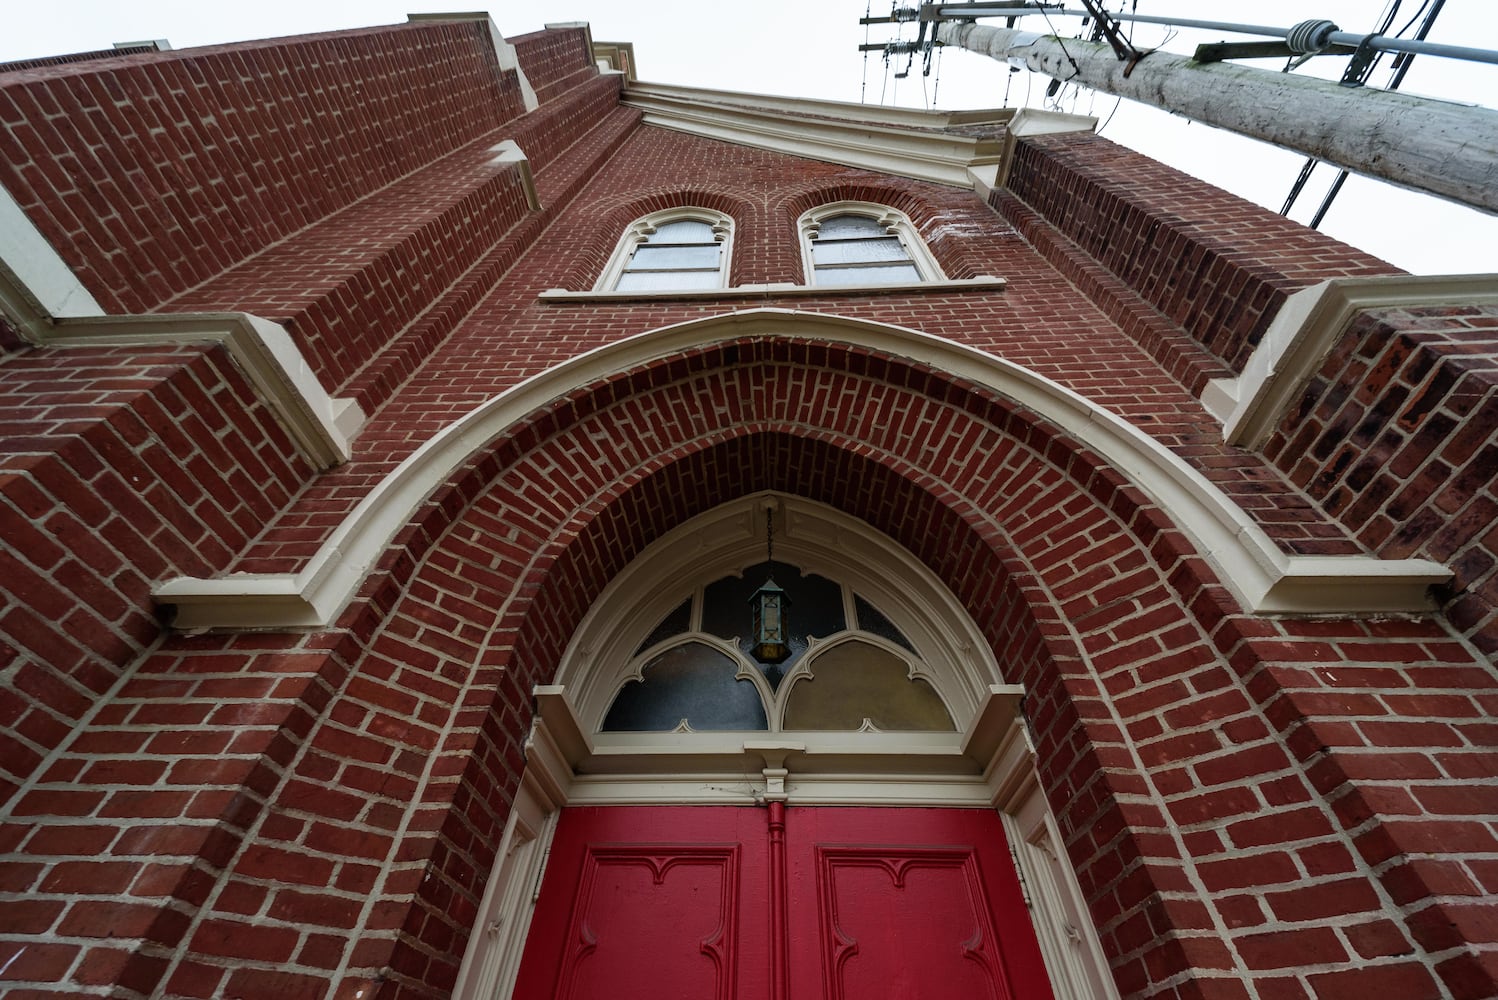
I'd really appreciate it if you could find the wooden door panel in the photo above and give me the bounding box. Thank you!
[789,808,1053,1000]
[556,844,740,1000]
[513,806,770,1000]
[814,847,1010,1000]
[513,805,1052,1000]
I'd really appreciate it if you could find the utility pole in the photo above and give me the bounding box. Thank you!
[932,20,1498,215]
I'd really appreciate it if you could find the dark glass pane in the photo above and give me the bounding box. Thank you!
[783,640,954,731]
[815,214,886,240]
[811,237,909,265]
[853,594,913,651]
[701,562,846,686]
[813,264,922,286]
[648,220,716,243]
[636,598,693,654]
[602,641,768,732]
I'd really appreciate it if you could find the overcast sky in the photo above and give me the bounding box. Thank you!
[3,1,1496,275]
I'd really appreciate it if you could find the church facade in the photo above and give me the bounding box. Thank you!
[0,14,1495,999]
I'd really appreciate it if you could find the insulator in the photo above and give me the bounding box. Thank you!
[1286,19,1340,55]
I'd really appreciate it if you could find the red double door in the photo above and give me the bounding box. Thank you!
[513,805,1055,999]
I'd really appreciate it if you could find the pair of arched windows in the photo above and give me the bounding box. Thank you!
[594,202,943,291]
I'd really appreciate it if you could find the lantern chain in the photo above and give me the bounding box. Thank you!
[766,506,774,572]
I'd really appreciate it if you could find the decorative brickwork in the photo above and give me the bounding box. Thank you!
[1005,131,1401,368]
[0,20,529,314]
[511,26,598,105]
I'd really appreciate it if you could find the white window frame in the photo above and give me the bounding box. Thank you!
[797,200,945,287]
[594,207,734,291]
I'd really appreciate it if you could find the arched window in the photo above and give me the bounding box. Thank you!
[596,208,733,291]
[798,201,943,286]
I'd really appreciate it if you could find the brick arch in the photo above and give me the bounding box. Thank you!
[38,327,1456,999]
[554,188,758,290]
[330,341,1245,996]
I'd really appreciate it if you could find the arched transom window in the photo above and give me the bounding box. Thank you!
[555,493,1003,750]
[798,201,943,287]
[602,560,956,734]
[596,208,733,291]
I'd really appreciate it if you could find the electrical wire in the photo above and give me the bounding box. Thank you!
[861,0,872,105]
[930,41,944,107]
[1097,94,1124,133]
[1036,6,1085,82]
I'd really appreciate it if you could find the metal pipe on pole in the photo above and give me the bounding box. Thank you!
[936,22,1498,214]
[926,6,1498,66]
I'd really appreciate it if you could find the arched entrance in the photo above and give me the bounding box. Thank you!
[454,493,1118,999]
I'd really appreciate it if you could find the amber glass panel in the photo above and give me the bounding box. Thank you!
[603,641,768,732]
[783,640,954,731]
[701,562,846,686]
[636,598,693,654]
[853,594,913,652]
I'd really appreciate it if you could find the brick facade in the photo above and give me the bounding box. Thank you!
[0,16,1494,1000]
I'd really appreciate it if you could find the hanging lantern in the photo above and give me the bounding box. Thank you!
[749,577,791,664]
[749,506,791,664]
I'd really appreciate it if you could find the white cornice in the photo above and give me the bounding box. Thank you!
[44,313,364,470]
[622,82,1010,191]
[1208,273,1498,446]
[994,108,1098,193]
[628,82,1014,129]
[154,308,1447,631]
[540,276,1005,302]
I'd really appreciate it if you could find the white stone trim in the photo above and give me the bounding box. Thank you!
[623,82,1008,192]
[0,183,362,471]
[449,711,570,1000]
[1208,273,1498,447]
[486,141,539,210]
[534,682,1025,806]
[629,81,1014,130]
[991,108,1098,196]
[996,731,1124,1000]
[541,276,1005,302]
[592,206,734,292]
[0,182,103,331]
[589,39,636,81]
[43,313,364,470]
[797,200,946,286]
[407,12,538,111]
[153,308,1448,629]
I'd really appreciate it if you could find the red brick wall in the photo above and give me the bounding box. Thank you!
[0,344,314,803]
[227,125,1367,584]
[511,26,598,105]
[0,20,528,315]
[1265,304,1498,654]
[1004,131,1401,369]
